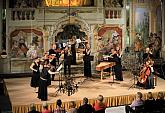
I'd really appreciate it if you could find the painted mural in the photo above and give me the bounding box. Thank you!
[10,29,44,58]
[135,8,149,47]
[96,26,122,61]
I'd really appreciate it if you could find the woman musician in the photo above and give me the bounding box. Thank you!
[138,58,155,89]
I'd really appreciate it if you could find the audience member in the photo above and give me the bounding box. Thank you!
[78,97,95,113]
[125,92,144,113]
[93,95,107,112]
[67,101,78,113]
[28,103,40,113]
[144,92,155,112]
[155,92,165,111]
[42,102,51,113]
[54,99,65,113]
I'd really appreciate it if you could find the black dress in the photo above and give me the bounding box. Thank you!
[71,42,76,65]
[38,67,48,101]
[110,54,123,81]
[30,62,40,87]
[84,49,92,78]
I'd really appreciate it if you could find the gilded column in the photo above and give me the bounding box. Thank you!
[161,0,165,58]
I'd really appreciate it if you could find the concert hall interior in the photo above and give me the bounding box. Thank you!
[0,0,165,113]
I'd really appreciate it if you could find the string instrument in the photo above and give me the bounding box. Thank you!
[54,49,62,53]
[138,62,151,84]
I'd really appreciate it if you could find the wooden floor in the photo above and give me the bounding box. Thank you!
[4,71,165,106]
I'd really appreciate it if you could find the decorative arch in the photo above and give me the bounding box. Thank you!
[53,15,91,39]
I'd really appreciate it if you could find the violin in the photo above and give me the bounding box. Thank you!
[54,49,62,53]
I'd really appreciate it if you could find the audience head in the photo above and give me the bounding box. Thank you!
[56,99,62,107]
[83,97,88,104]
[158,92,164,99]
[97,95,104,102]
[30,103,36,111]
[69,101,76,108]
[42,102,48,109]
[147,92,154,99]
[136,92,143,99]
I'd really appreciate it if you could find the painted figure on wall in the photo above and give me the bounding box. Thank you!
[10,29,43,58]
[96,26,122,61]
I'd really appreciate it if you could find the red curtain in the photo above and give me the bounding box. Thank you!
[10,29,43,37]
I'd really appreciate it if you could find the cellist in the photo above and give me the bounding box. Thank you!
[138,58,155,89]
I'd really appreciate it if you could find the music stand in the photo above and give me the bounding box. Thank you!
[128,51,140,90]
[48,64,63,96]
[128,71,138,90]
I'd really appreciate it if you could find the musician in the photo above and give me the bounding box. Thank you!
[30,57,40,92]
[143,47,154,63]
[84,44,92,78]
[147,59,155,89]
[38,60,49,101]
[138,58,155,89]
[49,43,59,80]
[63,46,71,76]
[109,48,123,81]
[70,36,77,65]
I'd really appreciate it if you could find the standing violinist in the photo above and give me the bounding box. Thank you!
[62,46,71,76]
[109,48,123,81]
[49,43,60,80]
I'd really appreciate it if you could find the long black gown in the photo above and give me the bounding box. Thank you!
[110,54,123,81]
[84,49,92,78]
[30,62,40,87]
[38,67,48,101]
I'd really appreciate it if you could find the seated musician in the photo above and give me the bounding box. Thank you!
[108,48,123,81]
[137,58,155,89]
[143,47,154,63]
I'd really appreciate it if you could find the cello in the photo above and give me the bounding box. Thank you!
[138,60,151,84]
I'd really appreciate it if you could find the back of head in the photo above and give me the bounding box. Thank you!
[158,92,164,99]
[83,97,88,104]
[42,102,48,109]
[30,103,36,111]
[57,99,62,107]
[97,95,104,102]
[69,101,76,108]
[137,92,143,99]
[147,92,154,99]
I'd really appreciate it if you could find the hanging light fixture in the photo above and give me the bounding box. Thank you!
[43,6,46,30]
[68,0,71,24]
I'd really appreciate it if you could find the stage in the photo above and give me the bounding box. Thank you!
[4,71,165,113]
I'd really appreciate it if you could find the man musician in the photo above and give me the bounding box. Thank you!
[49,43,61,80]
[61,46,72,76]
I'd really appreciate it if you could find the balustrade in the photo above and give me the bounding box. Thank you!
[105,8,122,19]
[11,8,35,20]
